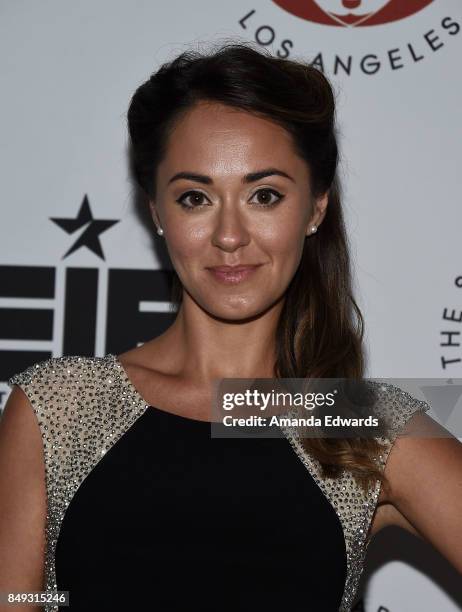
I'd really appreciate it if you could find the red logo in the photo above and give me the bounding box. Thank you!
[272,0,435,27]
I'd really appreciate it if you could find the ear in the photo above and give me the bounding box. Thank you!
[149,200,161,227]
[306,190,329,235]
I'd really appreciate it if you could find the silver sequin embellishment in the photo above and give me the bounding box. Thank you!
[8,354,149,612]
[279,380,431,610]
[8,356,431,612]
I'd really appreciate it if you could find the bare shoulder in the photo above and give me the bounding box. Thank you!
[381,411,460,505]
[116,342,212,420]
[116,343,168,390]
[369,412,462,573]
[117,337,175,375]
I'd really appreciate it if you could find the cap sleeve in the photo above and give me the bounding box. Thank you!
[9,357,62,419]
[369,381,432,468]
[8,355,86,432]
[7,355,92,486]
[6,355,109,608]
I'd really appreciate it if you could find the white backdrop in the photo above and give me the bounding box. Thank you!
[1,1,461,610]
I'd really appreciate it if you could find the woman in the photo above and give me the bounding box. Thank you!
[1,42,461,612]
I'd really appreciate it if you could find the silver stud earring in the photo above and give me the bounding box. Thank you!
[156,226,164,236]
[310,225,317,234]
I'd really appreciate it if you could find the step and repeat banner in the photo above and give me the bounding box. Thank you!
[1,1,461,610]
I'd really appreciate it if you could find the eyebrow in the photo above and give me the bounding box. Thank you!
[167,167,295,185]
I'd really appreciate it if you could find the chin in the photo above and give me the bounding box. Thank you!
[203,292,283,323]
[194,292,260,319]
[212,303,262,322]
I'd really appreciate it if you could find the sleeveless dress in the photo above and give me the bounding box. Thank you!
[8,354,431,611]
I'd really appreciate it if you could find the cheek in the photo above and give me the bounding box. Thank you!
[164,225,206,263]
[259,220,306,262]
[164,210,306,272]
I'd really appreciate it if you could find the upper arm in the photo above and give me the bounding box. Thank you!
[0,385,46,602]
[382,411,462,574]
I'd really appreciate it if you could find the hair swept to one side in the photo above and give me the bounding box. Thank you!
[127,39,389,495]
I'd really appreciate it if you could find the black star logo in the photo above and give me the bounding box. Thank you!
[50,195,119,260]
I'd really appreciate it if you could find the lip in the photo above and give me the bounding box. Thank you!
[206,264,263,284]
[207,265,261,272]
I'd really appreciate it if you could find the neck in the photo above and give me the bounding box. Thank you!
[153,291,284,384]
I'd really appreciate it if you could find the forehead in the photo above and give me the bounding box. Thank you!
[159,101,306,178]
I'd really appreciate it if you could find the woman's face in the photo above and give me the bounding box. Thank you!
[151,100,328,321]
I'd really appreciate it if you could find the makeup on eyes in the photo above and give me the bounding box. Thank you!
[175,187,285,212]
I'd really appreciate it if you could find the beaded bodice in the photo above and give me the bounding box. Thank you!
[8,354,431,611]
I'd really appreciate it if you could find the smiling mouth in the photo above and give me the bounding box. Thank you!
[206,264,263,284]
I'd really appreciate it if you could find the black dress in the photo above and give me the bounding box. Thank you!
[55,405,347,611]
[8,353,431,611]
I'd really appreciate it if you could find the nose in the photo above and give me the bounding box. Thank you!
[211,205,251,252]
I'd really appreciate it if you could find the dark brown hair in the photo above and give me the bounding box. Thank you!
[127,40,389,494]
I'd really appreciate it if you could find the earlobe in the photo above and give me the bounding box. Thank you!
[149,201,164,237]
[305,192,329,236]
[311,192,329,231]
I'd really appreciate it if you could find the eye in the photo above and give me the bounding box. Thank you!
[175,190,210,211]
[175,187,285,211]
[250,188,284,208]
